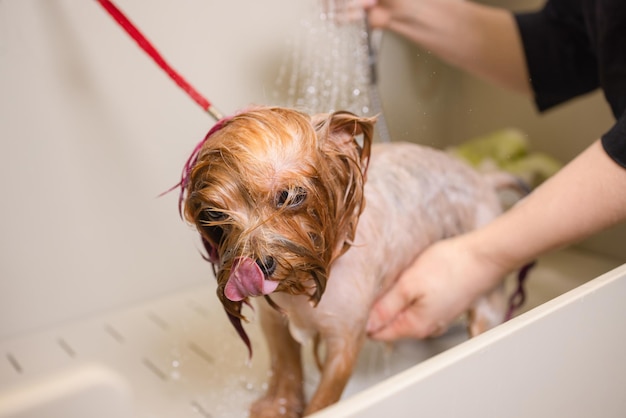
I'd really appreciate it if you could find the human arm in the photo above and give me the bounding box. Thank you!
[356,0,532,95]
[367,139,626,340]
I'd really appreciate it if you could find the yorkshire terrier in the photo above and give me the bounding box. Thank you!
[177,106,516,417]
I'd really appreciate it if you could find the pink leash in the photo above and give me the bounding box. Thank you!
[505,261,536,321]
[95,0,223,121]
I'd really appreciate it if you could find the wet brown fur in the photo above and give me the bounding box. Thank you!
[181,106,511,417]
[184,107,373,322]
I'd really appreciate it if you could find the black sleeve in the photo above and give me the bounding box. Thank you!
[602,110,626,169]
[514,2,599,112]
[515,0,626,169]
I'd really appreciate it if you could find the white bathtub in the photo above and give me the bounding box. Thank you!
[1,248,623,418]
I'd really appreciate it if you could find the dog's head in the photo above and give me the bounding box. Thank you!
[181,106,374,328]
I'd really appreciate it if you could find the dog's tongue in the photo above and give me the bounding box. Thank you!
[224,257,279,301]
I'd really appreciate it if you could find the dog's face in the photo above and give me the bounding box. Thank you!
[183,107,374,323]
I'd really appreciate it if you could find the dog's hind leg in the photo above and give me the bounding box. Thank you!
[250,302,305,418]
[303,332,365,416]
[466,282,508,337]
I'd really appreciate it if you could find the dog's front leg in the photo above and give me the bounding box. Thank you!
[250,302,304,418]
[303,333,364,416]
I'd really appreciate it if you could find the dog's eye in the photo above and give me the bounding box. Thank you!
[199,208,227,223]
[197,209,227,246]
[276,187,307,209]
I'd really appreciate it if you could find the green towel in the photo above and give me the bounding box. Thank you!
[448,129,562,188]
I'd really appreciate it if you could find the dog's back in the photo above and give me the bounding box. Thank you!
[360,141,505,290]
[278,141,507,347]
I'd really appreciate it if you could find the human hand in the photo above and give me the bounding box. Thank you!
[366,235,505,340]
[348,0,425,29]
[334,0,406,27]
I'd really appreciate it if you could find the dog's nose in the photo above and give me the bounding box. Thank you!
[256,256,277,277]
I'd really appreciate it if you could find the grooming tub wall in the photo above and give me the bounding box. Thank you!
[312,262,626,418]
[1,1,625,417]
[2,251,624,418]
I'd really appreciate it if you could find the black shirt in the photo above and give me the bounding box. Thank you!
[515,0,626,168]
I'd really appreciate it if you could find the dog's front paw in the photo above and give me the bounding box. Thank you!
[250,393,304,418]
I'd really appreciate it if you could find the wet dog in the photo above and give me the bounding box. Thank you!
[179,106,512,417]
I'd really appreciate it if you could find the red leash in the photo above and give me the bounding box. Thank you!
[95,0,223,121]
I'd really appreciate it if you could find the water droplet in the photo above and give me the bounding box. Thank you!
[270,0,373,115]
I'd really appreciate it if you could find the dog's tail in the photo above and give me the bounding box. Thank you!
[484,171,531,210]
[483,171,537,321]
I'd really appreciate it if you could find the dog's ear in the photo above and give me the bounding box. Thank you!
[313,111,376,173]
[312,111,377,262]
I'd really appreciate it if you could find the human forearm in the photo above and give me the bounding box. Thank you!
[468,140,626,283]
[366,141,626,341]
[364,0,532,95]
